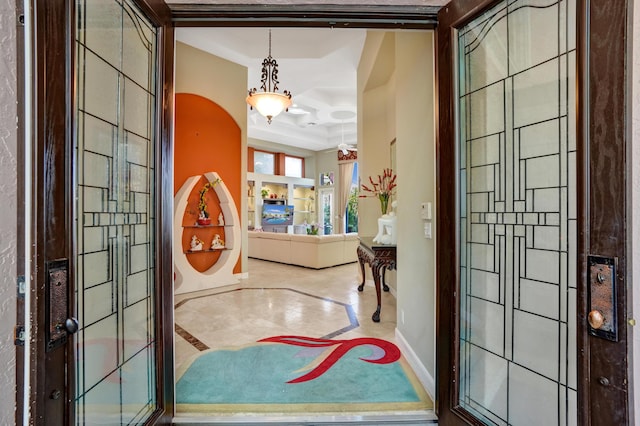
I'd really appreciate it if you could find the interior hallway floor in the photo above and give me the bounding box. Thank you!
[173,258,437,425]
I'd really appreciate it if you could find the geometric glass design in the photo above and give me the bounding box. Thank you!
[457,1,577,424]
[74,0,157,423]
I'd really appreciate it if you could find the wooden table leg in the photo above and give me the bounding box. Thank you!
[371,261,383,322]
[381,265,390,292]
[357,246,366,292]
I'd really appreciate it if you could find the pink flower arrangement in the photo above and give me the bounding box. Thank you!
[360,168,397,215]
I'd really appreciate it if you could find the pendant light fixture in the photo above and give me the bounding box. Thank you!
[246,29,292,124]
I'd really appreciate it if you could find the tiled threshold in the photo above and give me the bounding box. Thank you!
[173,411,438,425]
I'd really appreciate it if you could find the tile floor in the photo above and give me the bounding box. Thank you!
[175,258,399,371]
[174,258,436,424]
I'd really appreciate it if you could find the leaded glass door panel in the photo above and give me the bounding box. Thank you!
[437,0,631,424]
[456,1,577,424]
[74,1,164,423]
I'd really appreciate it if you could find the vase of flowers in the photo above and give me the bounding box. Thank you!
[196,177,222,226]
[360,168,397,215]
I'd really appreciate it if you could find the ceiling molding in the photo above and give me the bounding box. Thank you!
[169,4,440,28]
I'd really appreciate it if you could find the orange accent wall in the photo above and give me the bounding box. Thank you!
[174,93,242,274]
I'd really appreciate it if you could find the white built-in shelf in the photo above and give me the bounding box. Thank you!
[184,248,228,254]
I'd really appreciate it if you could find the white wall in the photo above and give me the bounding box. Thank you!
[248,136,317,179]
[357,31,437,395]
[0,0,17,422]
[358,32,397,239]
[631,0,640,421]
[175,42,249,273]
[394,31,437,392]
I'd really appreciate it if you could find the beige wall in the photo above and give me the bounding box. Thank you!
[175,42,249,273]
[358,30,437,393]
[0,0,17,423]
[248,136,317,179]
[394,31,437,387]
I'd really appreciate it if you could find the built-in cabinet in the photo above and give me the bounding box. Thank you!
[247,172,315,232]
[292,184,315,225]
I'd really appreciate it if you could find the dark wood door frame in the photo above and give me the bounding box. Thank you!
[23,1,633,424]
[581,1,631,424]
[17,0,175,424]
[435,0,631,425]
[18,3,442,424]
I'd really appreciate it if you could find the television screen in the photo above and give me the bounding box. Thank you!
[262,204,294,226]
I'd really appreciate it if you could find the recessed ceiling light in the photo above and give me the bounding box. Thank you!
[330,110,356,120]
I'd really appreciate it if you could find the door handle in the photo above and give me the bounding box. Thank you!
[588,310,605,329]
[587,256,618,341]
[64,317,79,334]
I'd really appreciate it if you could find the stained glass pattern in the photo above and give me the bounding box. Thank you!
[75,0,158,424]
[457,1,577,425]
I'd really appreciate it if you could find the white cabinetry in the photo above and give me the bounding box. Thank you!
[247,172,315,232]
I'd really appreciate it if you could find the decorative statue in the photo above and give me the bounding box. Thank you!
[373,201,398,245]
[211,234,225,249]
[190,235,203,251]
[218,212,224,226]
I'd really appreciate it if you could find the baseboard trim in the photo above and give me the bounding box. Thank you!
[395,329,436,400]
[363,279,397,298]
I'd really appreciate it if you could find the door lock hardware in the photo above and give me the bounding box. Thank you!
[17,275,25,299]
[46,259,71,351]
[14,325,25,346]
[598,377,611,387]
[587,256,618,341]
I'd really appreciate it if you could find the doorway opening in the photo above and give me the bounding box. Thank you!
[171,25,438,422]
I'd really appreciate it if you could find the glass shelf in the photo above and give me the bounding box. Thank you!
[183,224,233,228]
[184,248,227,254]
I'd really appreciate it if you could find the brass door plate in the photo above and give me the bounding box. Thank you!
[588,255,618,341]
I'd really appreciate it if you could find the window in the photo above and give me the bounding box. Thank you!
[254,151,275,175]
[346,162,358,233]
[284,156,303,178]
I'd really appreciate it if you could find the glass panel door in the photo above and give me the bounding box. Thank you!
[74,0,158,423]
[457,1,577,424]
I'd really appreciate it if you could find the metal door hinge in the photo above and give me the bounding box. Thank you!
[17,275,25,299]
[14,325,25,346]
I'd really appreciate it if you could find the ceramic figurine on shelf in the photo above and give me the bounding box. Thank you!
[190,235,204,251]
[218,212,224,226]
[211,234,225,249]
[197,210,211,226]
[373,200,398,245]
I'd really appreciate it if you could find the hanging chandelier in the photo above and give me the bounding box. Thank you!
[246,30,292,124]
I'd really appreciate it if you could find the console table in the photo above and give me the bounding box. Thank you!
[357,237,397,322]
